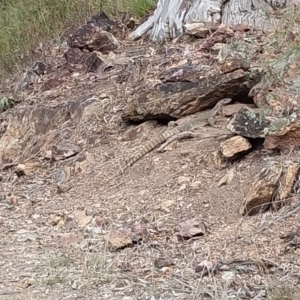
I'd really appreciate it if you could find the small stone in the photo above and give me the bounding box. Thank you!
[104,229,132,251]
[154,258,174,269]
[176,218,206,239]
[219,264,230,271]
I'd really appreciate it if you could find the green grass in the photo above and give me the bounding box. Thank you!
[0,95,15,112]
[0,0,156,80]
[102,0,156,16]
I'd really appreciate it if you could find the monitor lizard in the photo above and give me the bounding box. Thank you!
[120,98,232,173]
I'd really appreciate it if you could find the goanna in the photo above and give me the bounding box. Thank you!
[121,98,232,173]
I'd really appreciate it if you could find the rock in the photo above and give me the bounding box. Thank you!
[273,162,300,210]
[218,41,261,74]
[51,141,80,161]
[199,25,234,52]
[240,162,283,216]
[244,46,300,151]
[159,65,200,83]
[51,215,65,227]
[0,96,101,164]
[227,106,272,139]
[64,48,86,65]
[15,70,39,93]
[22,277,35,288]
[87,12,116,32]
[14,159,41,176]
[176,218,206,239]
[249,48,300,116]
[55,167,71,184]
[154,258,174,269]
[41,77,65,92]
[184,21,218,38]
[122,40,262,122]
[229,107,300,151]
[240,163,280,215]
[84,52,104,72]
[73,210,93,228]
[264,114,300,150]
[127,224,148,243]
[104,229,132,251]
[64,48,104,72]
[68,23,119,53]
[31,61,47,75]
[122,68,262,121]
[126,18,136,30]
[74,152,91,174]
[57,183,72,194]
[220,135,252,158]
[217,41,258,65]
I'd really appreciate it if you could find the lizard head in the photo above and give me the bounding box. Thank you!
[221,98,232,105]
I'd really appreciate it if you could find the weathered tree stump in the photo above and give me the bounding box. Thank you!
[130,0,294,42]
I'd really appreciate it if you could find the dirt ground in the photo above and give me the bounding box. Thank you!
[1,28,300,300]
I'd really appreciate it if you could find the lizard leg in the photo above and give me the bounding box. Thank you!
[157,131,195,152]
[168,120,179,129]
[208,116,218,128]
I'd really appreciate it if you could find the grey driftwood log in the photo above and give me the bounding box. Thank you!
[130,0,297,42]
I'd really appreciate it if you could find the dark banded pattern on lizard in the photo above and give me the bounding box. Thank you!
[121,98,232,173]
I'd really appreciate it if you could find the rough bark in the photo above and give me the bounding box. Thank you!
[130,0,291,42]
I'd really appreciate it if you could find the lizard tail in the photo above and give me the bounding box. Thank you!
[124,139,161,169]
[122,128,177,171]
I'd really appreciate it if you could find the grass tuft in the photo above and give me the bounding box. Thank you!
[0,95,15,112]
[0,0,156,81]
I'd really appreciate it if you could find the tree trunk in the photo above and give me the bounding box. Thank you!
[129,0,293,42]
